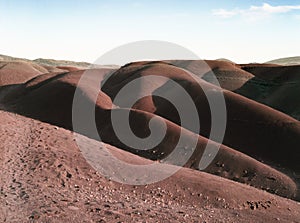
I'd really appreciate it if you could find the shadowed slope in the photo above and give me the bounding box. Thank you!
[166,60,254,91]
[236,64,300,120]
[102,61,300,176]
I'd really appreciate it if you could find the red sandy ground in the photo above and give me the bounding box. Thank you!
[0,60,300,222]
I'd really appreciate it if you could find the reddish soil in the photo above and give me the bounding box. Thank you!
[0,61,48,86]
[0,60,300,222]
[1,111,300,222]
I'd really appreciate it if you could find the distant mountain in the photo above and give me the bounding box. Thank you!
[32,58,91,68]
[266,56,300,66]
[216,58,235,63]
[0,54,119,69]
[0,54,31,63]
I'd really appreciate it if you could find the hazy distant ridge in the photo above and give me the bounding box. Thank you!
[266,56,300,66]
[0,54,119,69]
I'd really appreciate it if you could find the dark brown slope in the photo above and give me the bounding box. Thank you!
[101,61,300,176]
[0,110,300,222]
[168,61,300,121]
[236,64,300,120]
[56,66,83,72]
[166,60,254,91]
[1,68,298,200]
[0,61,68,106]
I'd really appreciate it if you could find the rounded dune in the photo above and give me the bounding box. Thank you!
[101,62,300,175]
[0,61,48,86]
[2,66,299,200]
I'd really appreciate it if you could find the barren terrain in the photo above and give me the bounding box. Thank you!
[0,56,300,222]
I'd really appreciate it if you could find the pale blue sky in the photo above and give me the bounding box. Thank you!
[0,0,299,63]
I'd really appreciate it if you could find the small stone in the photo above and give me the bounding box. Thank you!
[68,206,79,211]
[66,172,72,178]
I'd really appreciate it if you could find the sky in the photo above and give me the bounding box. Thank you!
[0,0,299,64]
